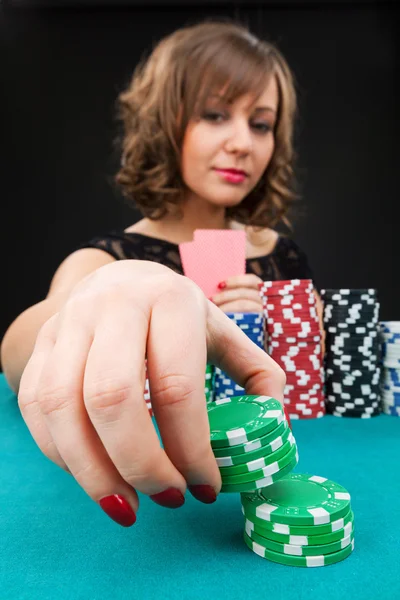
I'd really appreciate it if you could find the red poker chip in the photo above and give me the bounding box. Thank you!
[268,345,322,354]
[285,393,325,402]
[284,405,326,415]
[262,288,314,295]
[285,387,324,395]
[259,279,313,289]
[271,352,322,362]
[284,396,325,406]
[285,389,325,400]
[268,329,320,338]
[287,413,325,420]
[269,335,322,344]
[276,360,323,369]
[286,379,324,388]
[263,298,315,307]
[266,311,319,319]
[281,366,323,375]
[269,350,322,358]
[274,357,322,367]
[285,404,325,413]
[267,319,320,329]
[260,289,314,299]
[280,361,323,370]
[286,380,324,388]
[275,352,322,361]
[268,318,319,327]
[263,301,317,310]
[263,300,316,310]
[267,323,321,329]
[266,315,319,325]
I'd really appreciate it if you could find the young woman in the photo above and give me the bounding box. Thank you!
[1,19,321,528]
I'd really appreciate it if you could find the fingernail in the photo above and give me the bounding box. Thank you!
[189,484,217,504]
[218,281,226,289]
[150,488,185,509]
[99,494,136,527]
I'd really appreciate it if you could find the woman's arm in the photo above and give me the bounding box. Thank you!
[1,248,116,393]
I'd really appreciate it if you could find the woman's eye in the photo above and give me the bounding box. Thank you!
[253,123,272,133]
[203,111,224,122]
[202,112,273,134]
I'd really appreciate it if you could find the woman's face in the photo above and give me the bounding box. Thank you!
[181,75,279,210]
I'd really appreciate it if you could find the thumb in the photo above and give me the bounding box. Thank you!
[206,302,286,405]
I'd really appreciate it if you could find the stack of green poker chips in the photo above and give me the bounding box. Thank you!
[207,395,298,493]
[205,364,215,405]
[241,474,354,567]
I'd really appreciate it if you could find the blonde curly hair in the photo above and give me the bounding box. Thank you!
[115,18,300,229]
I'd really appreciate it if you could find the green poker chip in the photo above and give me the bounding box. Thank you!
[244,532,355,567]
[208,395,284,448]
[213,420,289,458]
[220,451,298,493]
[244,513,354,546]
[245,520,354,556]
[221,442,297,485]
[241,474,351,526]
[218,433,295,476]
[241,507,354,537]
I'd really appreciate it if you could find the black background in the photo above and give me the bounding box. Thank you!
[0,1,399,349]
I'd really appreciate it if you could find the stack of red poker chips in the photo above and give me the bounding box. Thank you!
[258,279,325,420]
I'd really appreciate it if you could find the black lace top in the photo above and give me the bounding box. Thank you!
[77,230,316,286]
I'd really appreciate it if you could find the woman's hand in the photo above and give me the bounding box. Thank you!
[210,274,264,313]
[18,261,286,527]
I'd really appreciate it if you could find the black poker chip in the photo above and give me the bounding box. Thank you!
[321,288,381,418]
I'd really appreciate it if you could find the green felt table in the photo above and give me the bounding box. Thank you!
[1,373,399,600]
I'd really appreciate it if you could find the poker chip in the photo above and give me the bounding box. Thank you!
[245,521,354,556]
[241,473,351,525]
[321,289,382,417]
[378,321,400,416]
[212,420,289,458]
[241,474,354,567]
[259,279,325,419]
[206,388,354,566]
[215,425,291,466]
[220,442,297,484]
[208,395,298,493]
[220,452,298,493]
[241,505,354,536]
[213,313,265,401]
[208,395,285,448]
[243,513,354,545]
[243,532,354,567]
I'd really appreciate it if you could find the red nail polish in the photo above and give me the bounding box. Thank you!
[218,281,226,289]
[150,488,185,509]
[189,484,217,504]
[99,494,136,527]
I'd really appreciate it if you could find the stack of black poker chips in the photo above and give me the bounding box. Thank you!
[321,289,382,418]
